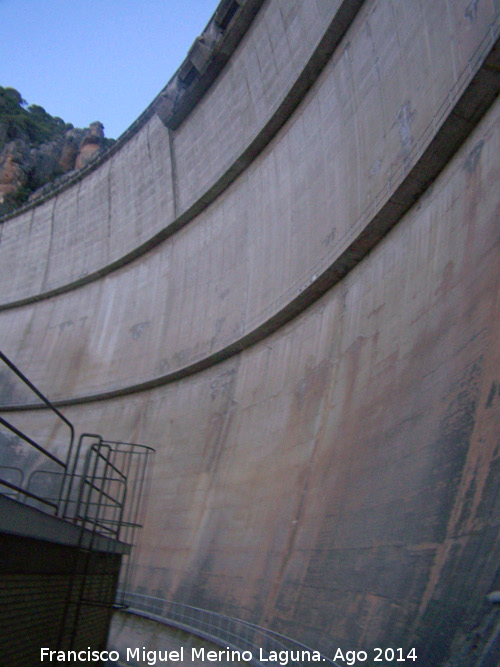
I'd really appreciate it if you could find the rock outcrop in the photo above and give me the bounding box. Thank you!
[74,121,105,170]
[0,87,114,216]
[0,123,112,215]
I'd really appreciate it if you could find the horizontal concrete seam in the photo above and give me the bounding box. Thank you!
[0,0,364,311]
[2,22,500,411]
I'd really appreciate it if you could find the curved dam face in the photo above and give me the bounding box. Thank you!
[1,0,500,663]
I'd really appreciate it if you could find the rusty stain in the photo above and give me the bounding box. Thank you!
[434,261,454,297]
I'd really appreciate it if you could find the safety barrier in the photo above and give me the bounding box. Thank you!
[0,350,75,513]
[117,591,340,667]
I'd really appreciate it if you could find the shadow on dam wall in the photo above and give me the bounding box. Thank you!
[1,0,500,664]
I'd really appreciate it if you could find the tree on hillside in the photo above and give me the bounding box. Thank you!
[0,86,74,150]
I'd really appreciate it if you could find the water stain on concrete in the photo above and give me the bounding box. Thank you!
[396,100,416,156]
[485,380,497,408]
[465,0,481,23]
[464,140,484,174]
[130,321,150,340]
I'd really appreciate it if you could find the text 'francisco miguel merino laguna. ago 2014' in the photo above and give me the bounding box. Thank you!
[40,646,418,665]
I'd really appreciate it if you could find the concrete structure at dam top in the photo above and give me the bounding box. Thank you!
[1,0,500,664]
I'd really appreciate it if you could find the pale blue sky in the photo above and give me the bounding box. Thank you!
[0,0,220,139]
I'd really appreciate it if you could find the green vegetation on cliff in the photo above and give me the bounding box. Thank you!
[0,87,115,216]
[0,87,73,150]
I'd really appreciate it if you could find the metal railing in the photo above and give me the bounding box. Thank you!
[0,352,154,547]
[0,350,155,602]
[34,434,154,651]
[118,591,340,667]
[0,464,24,500]
[65,435,155,594]
[73,439,127,538]
[57,438,130,650]
[0,350,75,514]
[0,351,156,652]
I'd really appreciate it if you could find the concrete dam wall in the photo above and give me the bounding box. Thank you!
[1,0,500,663]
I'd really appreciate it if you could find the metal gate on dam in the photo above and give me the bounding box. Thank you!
[1,0,500,664]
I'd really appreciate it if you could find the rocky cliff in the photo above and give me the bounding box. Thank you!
[0,87,114,216]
